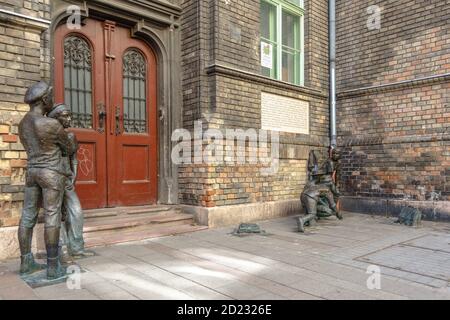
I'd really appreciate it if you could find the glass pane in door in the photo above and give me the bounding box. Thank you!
[64,35,93,128]
[123,49,147,133]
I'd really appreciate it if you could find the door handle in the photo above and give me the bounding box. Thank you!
[115,106,122,136]
[97,103,106,133]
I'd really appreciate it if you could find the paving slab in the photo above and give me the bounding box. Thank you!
[358,245,450,281]
[215,282,273,300]
[1,212,449,300]
[0,282,38,300]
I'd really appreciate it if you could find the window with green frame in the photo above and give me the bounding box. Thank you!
[260,0,304,86]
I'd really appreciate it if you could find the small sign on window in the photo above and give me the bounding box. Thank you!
[261,41,273,69]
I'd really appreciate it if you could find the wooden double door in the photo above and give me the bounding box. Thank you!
[54,18,158,209]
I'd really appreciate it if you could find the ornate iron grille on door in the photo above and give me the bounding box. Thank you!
[123,49,147,133]
[63,36,93,129]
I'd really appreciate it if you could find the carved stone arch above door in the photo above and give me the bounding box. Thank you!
[50,0,182,205]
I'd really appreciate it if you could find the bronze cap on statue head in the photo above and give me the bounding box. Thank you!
[47,103,70,118]
[24,81,53,105]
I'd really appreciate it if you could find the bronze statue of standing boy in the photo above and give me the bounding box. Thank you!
[18,81,76,280]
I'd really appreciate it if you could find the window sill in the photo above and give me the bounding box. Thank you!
[205,64,327,99]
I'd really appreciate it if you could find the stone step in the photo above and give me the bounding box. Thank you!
[83,211,194,233]
[126,206,174,215]
[83,205,179,220]
[82,219,194,240]
[56,204,208,249]
[83,211,118,219]
[80,205,204,248]
[84,224,208,248]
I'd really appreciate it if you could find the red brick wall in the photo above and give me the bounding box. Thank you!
[336,0,449,90]
[0,0,51,227]
[179,0,331,207]
[336,0,450,201]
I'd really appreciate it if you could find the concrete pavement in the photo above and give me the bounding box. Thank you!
[0,212,449,300]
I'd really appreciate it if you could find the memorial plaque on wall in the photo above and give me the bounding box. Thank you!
[261,92,310,135]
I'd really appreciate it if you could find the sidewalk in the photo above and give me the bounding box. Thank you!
[0,212,449,300]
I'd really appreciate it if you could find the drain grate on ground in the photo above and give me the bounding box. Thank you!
[357,244,450,281]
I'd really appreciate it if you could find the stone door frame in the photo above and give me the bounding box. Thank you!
[49,0,182,205]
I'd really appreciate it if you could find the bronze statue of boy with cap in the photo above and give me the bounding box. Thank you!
[18,81,76,280]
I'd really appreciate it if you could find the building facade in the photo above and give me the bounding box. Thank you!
[178,0,330,225]
[336,0,450,220]
[0,0,448,259]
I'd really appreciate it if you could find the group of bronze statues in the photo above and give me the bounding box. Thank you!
[18,81,92,281]
[17,80,340,279]
[298,148,342,232]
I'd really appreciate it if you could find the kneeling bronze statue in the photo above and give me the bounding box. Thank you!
[298,148,342,233]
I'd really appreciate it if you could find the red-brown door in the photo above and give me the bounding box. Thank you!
[54,18,158,209]
[108,24,158,207]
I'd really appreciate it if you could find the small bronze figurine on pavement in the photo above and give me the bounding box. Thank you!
[18,81,76,280]
[47,104,94,259]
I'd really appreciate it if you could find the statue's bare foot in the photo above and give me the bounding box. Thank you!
[336,211,343,220]
[71,249,95,259]
[60,252,74,264]
[297,217,305,233]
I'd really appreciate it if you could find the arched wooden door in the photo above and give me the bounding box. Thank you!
[54,18,158,209]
